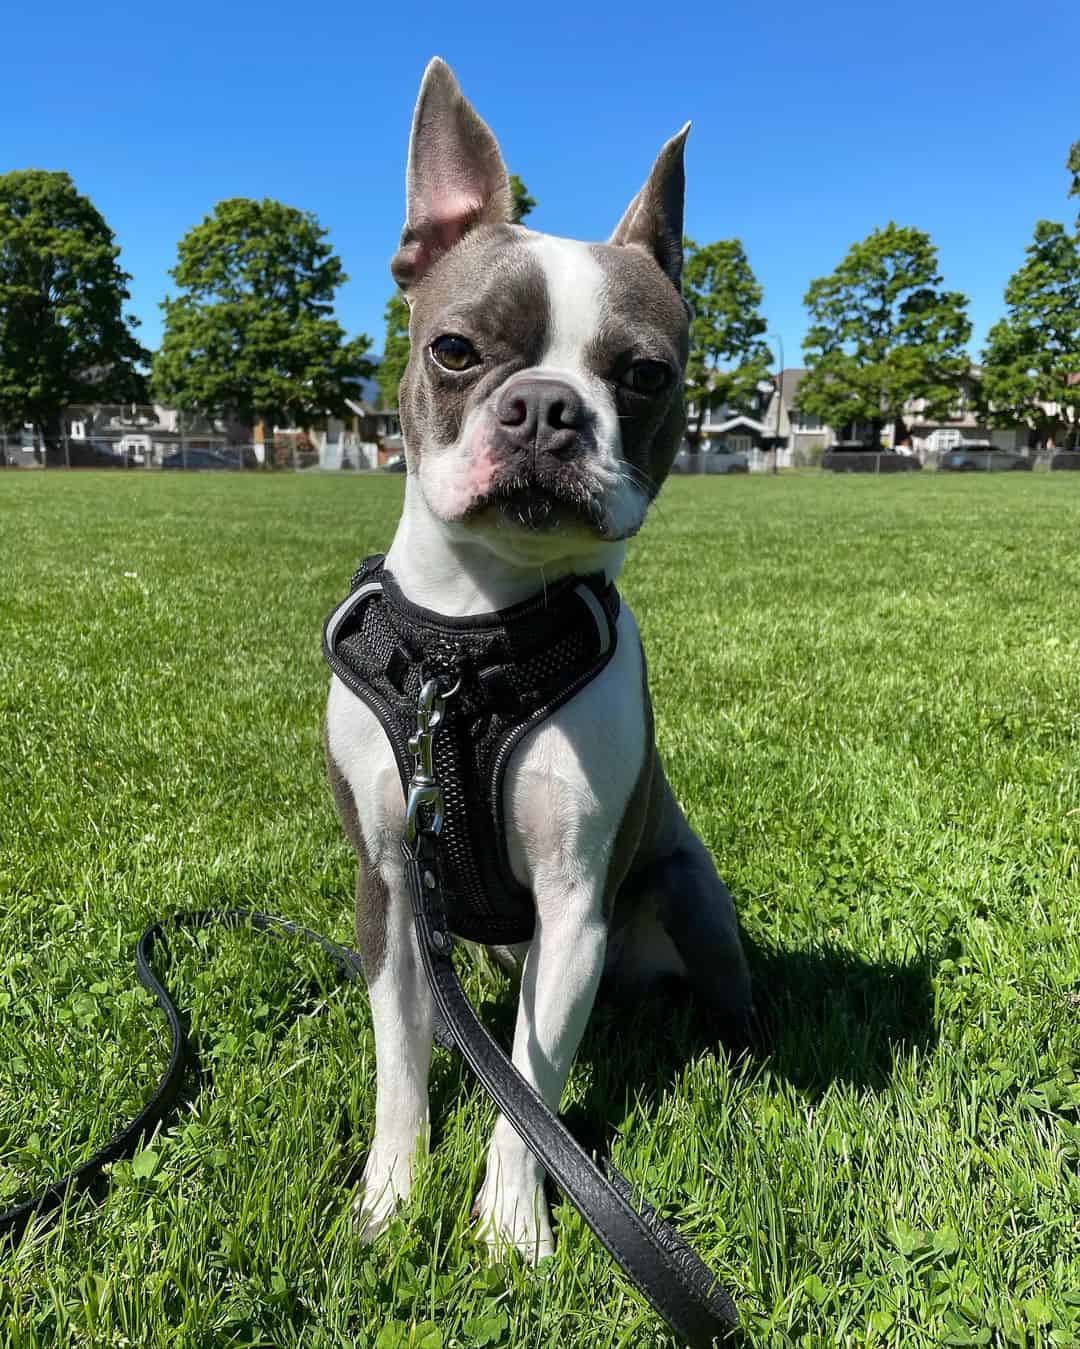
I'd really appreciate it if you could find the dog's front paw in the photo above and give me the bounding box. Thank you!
[353,1146,417,1243]
[472,1142,554,1263]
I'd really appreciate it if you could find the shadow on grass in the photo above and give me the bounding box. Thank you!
[563,933,937,1152]
[410,930,938,1172]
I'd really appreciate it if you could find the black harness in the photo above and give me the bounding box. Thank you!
[323,554,621,944]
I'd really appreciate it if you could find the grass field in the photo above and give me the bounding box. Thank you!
[1,469,1078,1348]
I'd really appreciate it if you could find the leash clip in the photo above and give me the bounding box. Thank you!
[404,676,458,844]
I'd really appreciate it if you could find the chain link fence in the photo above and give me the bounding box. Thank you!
[3,429,1075,476]
[0,430,391,472]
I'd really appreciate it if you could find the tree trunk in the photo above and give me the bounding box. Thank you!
[41,414,66,467]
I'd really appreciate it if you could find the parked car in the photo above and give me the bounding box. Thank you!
[671,446,750,474]
[822,442,921,473]
[69,439,138,469]
[381,454,407,472]
[939,443,1032,472]
[161,448,240,470]
[1050,448,1080,471]
[704,446,750,474]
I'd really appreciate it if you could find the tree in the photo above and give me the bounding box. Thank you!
[376,293,411,410]
[376,176,537,411]
[1069,141,1080,223]
[509,175,536,224]
[152,198,372,447]
[0,170,147,463]
[799,223,971,448]
[681,237,771,452]
[981,220,1080,448]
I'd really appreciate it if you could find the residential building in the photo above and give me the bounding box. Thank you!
[1,404,240,467]
[258,378,403,469]
[683,381,779,467]
[759,368,830,466]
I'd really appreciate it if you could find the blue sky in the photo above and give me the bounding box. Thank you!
[6,0,1078,374]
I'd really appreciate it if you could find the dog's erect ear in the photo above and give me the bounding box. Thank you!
[609,125,690,291]
[391,58,513,293]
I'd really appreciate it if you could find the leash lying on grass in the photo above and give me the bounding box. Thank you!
[0,895,738,1346]
[0,909,367,1247]
[2,662,741,1348]
[0,896,738,1346]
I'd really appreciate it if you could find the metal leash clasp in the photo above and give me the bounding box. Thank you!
[404,675,458,846]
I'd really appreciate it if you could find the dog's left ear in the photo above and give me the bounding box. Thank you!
[609,124,690,291]
[391,58,514,294]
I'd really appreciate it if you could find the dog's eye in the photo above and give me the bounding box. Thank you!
[620,359,671,395]
[430,334,480,372]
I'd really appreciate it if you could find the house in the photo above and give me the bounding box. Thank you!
[684,371,834,469]
[898,369,1027,457]
[759,369,830,467]
[256,378,403,469]
[683,381,780,466]
[1,404,240,467]
[757,365,1044,462]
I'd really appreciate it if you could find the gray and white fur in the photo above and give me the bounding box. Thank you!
[325,57,752,1259]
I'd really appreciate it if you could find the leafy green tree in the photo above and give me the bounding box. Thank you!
[799,223,971,448]
[376,176,536,410]
[682,237,771,452]
[981,220,1080,448]
[509,175,536,224]
[152,198,372,448]
[0,170,146,462]
[376,293,411,410]
[1069,141,1080,223]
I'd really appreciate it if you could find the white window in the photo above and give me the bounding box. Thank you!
[729,434,753,455]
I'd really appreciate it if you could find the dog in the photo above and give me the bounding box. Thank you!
[325,57,753,1260]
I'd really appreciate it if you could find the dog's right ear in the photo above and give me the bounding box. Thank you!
[391,58,513,294]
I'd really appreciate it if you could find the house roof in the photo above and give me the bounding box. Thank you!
[776,368,808,410]
[714,415,767,434]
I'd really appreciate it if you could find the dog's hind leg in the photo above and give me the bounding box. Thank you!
[611,782,754,1039]
[653,822,754,1037]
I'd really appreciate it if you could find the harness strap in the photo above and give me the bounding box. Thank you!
[405,835,739,1347]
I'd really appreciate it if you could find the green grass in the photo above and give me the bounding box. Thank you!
[1,469,1078,1348]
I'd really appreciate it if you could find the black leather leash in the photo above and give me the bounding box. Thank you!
[0,901,739,1346]
[398,673,740,1348]
[0,910,366,1247]
[405,836,739,1347]
[2,744,740,1346]
[1,899,739,1345]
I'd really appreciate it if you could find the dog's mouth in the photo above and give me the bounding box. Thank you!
[465,477,605,534]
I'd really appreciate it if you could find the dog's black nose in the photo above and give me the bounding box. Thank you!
[495,376,586,460]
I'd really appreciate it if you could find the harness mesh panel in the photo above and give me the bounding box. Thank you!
[327,556,619,944]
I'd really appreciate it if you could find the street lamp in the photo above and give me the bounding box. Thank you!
[766,332,784,474]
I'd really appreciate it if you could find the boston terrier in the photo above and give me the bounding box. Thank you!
[325,57,753,1260]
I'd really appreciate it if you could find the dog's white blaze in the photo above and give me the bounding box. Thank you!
[528,234,645,538]
[529,234,606,375]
